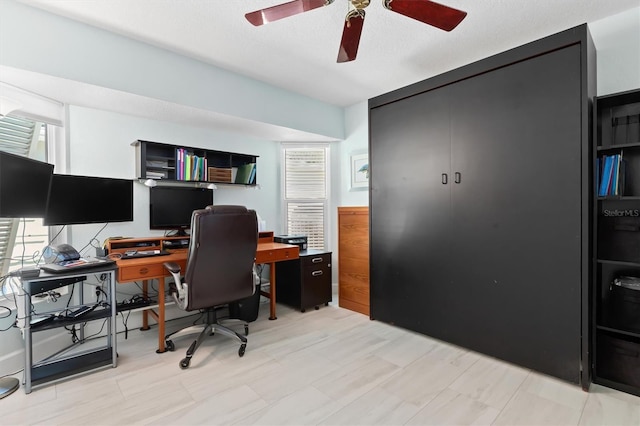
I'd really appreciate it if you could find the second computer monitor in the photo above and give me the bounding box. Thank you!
[44,174,134,226]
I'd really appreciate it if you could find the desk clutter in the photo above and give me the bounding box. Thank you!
[29,304,107,330]
[103,236,190,258]
[120,250,170,259]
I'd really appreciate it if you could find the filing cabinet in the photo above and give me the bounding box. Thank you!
[275,250,332,312]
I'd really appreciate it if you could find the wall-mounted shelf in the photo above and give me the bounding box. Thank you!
[132,140,258,187]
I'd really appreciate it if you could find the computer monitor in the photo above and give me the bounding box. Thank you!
[149,186,213,233]
[44,174,134,225]
[0,151,54,218]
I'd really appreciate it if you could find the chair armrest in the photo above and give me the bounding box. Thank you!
[163,262,181,274]
[163,261,188,310]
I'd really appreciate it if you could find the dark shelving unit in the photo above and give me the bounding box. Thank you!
[592,88,640,397]
[133,140,258,186]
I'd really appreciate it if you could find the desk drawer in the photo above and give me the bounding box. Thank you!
[256,248,298,264]
[119,263,166,281]
[301,253,331,271]
[118,258,186,282]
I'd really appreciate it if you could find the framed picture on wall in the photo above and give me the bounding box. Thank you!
[350,152,369,191]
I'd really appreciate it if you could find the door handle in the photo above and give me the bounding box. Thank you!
[312,270,323,276]
[454,172,461,184]
[442,173,448,184]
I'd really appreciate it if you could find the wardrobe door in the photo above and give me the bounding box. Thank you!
[370,86,451,326]
[448,45,583,383]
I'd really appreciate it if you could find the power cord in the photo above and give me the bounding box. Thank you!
[33,291,61,302]
[119,310,132,340]
[116,294,154,340]
[77,223,109,258]
[76,318,108,343]
[66,324,80,343]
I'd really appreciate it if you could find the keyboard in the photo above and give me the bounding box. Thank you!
[121,250,170,259]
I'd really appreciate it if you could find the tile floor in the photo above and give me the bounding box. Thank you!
[3,297,640,425]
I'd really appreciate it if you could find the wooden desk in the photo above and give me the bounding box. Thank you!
[110,235,298,353]
[114,250,186,353]
[255,241,300,320]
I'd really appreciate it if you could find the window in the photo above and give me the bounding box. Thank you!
[281,145,329,249]
[0,116,48,276]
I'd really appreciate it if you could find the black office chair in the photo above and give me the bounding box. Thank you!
[163,205,258,369]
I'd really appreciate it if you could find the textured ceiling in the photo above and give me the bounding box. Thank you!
[18,0,640,108]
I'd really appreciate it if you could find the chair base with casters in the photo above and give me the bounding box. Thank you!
[164,307,247,369]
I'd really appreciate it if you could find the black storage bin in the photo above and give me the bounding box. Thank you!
[228,283,261,322]
[611,276,640,332]
[597,332,640,388]
[598,216,640,263]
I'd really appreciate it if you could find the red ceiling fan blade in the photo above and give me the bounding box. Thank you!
[337,11,365,63]
[383,0,467,31]
[245,0,333,26]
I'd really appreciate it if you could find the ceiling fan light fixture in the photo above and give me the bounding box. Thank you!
[246,0,467,63]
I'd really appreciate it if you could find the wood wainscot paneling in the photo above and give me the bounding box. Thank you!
[338,206,369,316]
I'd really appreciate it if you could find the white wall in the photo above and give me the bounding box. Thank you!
[0,0,344,140]
[340,102,370,207]
[589,7,640,96]
[328,101,369,271]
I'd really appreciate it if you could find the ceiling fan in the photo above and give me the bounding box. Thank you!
[245,0,467,63]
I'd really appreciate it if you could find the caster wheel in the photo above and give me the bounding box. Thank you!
[244,324,249,336]
[325,302,329,306]
[301,309,306,313]
[179,358,190,369]
[238,344,246,357]
[315,306,319,310]
[165,340,175,352]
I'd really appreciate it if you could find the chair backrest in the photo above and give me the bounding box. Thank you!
[184,205,258,311]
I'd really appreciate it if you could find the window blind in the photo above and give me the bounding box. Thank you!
[0,116,37,156]
[283,146,328,250]
[0,116,41,276]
